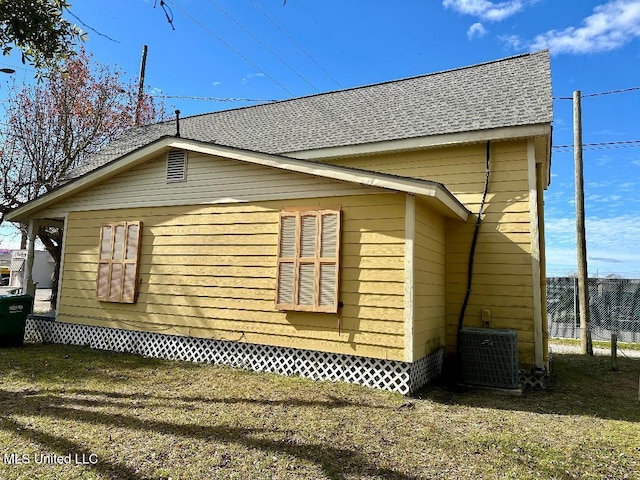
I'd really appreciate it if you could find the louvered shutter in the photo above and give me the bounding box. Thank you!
[276,215,296,308]
[319,212,340,311]
[121,223,142,303]
[276,209,341,313]
[96,221,142,303]
[109,263,123,301]
[297,214,317,307]
[277,263,294,305]
[97,226,113,300]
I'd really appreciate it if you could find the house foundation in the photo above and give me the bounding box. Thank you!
[25,317,444,394]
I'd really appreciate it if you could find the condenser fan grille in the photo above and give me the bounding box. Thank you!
[460,328,519,389]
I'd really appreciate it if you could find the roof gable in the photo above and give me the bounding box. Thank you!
[6,137,470,223]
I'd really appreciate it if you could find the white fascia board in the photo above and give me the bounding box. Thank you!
[6,138,174,222]
[7,136,470,223]
[285,124,552,160]
[168,138,469,221]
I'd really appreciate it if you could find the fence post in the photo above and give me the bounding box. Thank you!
[574,277,580,338]
[611,333,618,371]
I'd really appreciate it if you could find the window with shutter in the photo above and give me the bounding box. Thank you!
[96,221,142,303]
[275,209,341,313]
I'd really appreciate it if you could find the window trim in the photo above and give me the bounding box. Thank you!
[275,208,341,313]
[96,221,142,303]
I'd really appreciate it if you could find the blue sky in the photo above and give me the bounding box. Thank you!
[1,0,639,278]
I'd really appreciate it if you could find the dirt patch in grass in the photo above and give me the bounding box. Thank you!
[1,344,639,479]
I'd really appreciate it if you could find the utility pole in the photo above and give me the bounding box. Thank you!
[135,44,148,126]
[574,90,593,356]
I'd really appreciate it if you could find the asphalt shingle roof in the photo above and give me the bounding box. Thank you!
[71,50,552,177]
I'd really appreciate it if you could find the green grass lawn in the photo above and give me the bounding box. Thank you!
[1,344,639,479]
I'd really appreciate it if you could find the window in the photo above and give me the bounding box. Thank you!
[96,222,142,303]
[276,209,341,313]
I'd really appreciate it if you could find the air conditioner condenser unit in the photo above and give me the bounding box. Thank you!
[459,327,519,389]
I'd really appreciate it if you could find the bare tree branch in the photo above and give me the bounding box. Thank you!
[0,48,165,307]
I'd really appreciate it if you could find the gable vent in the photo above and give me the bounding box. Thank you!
[166,150,187,183]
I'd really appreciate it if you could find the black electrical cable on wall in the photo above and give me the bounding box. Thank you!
[456,140,491,348]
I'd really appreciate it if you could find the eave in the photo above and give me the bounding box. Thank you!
[285,124,552,160]
[6,137,470,224]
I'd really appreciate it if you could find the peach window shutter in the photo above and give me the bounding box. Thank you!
[276,209,341,313]
[122,222,142,303]
[96,225,113,301]
[276,214,296,308]
[297,214,317,308]
[318,211,340,312]
[96,221,142,303]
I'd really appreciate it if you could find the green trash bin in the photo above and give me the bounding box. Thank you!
[0,294,34,347]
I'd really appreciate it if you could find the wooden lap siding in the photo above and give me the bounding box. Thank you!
[57,193,407,361]
[327,140,537,364]
[413,199,446,360]
[33,152,386,219]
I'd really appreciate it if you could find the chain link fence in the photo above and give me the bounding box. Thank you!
[547,277,640,343]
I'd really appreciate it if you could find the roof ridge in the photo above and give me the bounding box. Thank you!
[159,49,550,124]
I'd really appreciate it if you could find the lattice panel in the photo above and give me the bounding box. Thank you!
[24,318,443,394]
[409,348,444,389]
[519,369,548,389]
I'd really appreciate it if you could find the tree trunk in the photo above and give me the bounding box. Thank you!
[38,225,62,311]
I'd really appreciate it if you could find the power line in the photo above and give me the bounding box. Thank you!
[206,0,319,92]
[247,0,342,89]
[152,94,279,103]
[66,9,119,43]
[583,86,640,98]
[298,2,362,77]
[552,140,640,151]
[163,0,294,96]
[554,86,640,100]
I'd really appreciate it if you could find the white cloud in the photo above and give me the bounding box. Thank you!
[241,73,266,85]
[592,129,626,135]
[586,181,614,188]
[443,0,525,21]
[618,181,637,190]
[593,154,612,167]
[500,34,525,50]
[467,22,488,39]
[212,81,222,87]
[586,193,623,204]
[531,0,640,54]
[545,215,640,277]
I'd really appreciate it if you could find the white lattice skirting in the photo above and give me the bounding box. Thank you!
[24,317,443,394]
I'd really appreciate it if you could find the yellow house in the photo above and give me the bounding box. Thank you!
[7,51,552,393]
